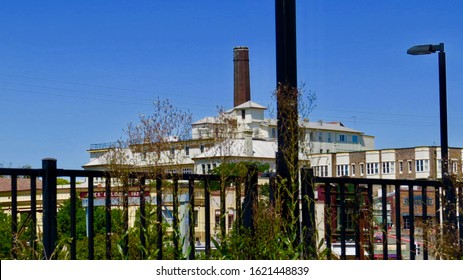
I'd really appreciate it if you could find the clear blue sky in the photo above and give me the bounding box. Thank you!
[1,0,462,170]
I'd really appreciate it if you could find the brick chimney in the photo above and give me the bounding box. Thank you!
[233,46,251,107]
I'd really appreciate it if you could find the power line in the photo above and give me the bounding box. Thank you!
[0,73,230,106]
[0,86,219,114]
[1,73,461,127]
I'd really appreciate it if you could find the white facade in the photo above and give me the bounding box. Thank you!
[189,101,374,173]
[86,100,375,174]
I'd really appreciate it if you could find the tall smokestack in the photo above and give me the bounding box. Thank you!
[233,46,251,107]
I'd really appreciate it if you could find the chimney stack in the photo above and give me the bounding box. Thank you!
[233,46,251,107]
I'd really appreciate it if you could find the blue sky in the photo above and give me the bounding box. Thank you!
[1,0,462,169]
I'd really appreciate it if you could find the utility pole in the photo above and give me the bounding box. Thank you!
[275,0,299,227]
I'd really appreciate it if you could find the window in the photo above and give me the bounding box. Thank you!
[408,161,413,173]
[170,147,175,155]
[207,164,211,173]
[185,145,190,156]
[403,216,410,230]
[404,196,433,207]
[318,132,323,141]
[271,128,277,138]
[201,164,206,174]
[351,164,356,176]
[366,163,379,175]
[360,163,364,176]
[228,212,234,229]
[162,209,173,224]
[339,134,346,142]
[314,166,320,176]
[382,162,395,174]
[327,133,332,142]
[215,210,221,228]
[399,161,403,174]
[241,110,245,120]
[337,206,354,231]
[315,165,328,177]
[182,168,192,174]
[194,210,199,227]
[337,164,349,176]
[200,144,205,153]
[352,135,358,143]
[415,159,429,172]
[452,161,458,174]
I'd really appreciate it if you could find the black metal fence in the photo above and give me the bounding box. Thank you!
[1,159,461,260]
[306,172,462,260]
[0,159,258,260]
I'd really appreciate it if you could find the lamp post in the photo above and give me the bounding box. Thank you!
[407,43,458,242]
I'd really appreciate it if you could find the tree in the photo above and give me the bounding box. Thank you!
[0,211,12,259]
[105,97,193,258]
[57,178,70,185]
[55,197,126,259]
[57,197,87,240]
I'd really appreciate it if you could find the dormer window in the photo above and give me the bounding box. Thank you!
[241,110,245,120]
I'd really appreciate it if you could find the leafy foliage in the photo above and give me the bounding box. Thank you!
[0,211,12,259]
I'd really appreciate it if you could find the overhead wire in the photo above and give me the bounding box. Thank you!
[0,74,229,114]
[1,73,461,128]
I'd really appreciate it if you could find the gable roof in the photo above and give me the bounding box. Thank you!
[233,101,267,110]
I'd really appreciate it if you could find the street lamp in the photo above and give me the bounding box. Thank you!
[407,43,457,240]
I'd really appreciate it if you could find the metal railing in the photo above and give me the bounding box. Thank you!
[0,159,257,260]
[89,142,118,150]
[1,161,461,260]
[304,170,463,260]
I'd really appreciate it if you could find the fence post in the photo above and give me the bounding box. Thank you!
[204,177,211,258]
[87,176,95,260]
[156,177,163,260]
[42,158,58,260]
[269,174,276,208]
[11,175,18,259]
[70,176,77,260]
[188,177,195,260]
[220,178,226,240]
[173,175,180,259]
[235,177,242,235]
[139,176,146,260]
[243,164,258,230]
[301,167,316,259]
[459,184,463,255]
